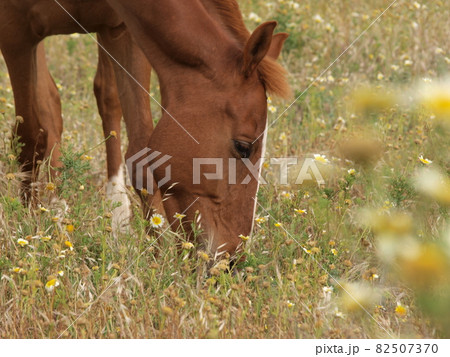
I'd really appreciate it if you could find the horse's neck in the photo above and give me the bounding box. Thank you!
[108,0,237,79]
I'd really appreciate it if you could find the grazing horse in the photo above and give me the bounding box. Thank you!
[1,0,290,257]
[0,0,156,231]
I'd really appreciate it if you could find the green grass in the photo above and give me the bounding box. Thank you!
[0,0,449,338]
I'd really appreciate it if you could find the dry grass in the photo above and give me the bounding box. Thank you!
[0,0,449,338]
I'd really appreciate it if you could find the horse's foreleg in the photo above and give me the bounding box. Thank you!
[94,35,131,233]
[97,28,164,222]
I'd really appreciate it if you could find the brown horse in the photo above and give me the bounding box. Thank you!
[1,0,290,257]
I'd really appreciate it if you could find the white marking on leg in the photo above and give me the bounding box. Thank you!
[107,163,132,233]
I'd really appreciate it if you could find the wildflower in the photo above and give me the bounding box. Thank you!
[45,279,60,293]
[313,154,330,164]
[239,234,250,241]
[312,14,324,23]
[395,302,407,317]
[46,182,55,191]
[268,105,277,113]
[279,132,287,140]
[347,168,356,175]
[413,1,421,9]
[52,217,59,223]
[79,185,85,191]
[255,215,268,224]
[323,286,333,294]
[181,242,194,250]
[17,238,29,247]
[173,212,186,219]
[414,168,450,206]
[435,47,444,55]
[339,282,378,313]
[66,224,74,233]
[404,59,413,66]
[391,64,399,71]
[5,173,15,180]
[248,12,262,23]
[274,222,282,228]
[109,130,117,138]
[64,241,74,250]
[294,208,307,215]
[150,213,165,228]
[39,205,49,213]
[331,248,338,256]
[334,308,345,319]
[58,271,64,277]
[418,155,432,165]
[41,235,52,242]
[80,154,93,161]
[197,251,210,262]
[376,72,384,81]
[281,191,292,199]
[286,300,295,308]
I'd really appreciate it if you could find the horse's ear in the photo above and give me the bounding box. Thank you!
[242,21,277,77]
[267,33,289,60]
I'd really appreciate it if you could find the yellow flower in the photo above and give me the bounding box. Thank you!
[197,251,210,262]
[5,173,15,180]
[414,168,450,206]
[274,222,282,228]
[41,235,52,242]
[286,300,295,308]
[347,168,356,175]
[239,234,250,241]
[150,213,164,228]
[294,209,307,215]
[268,105,277,113]
[279,132,287,141]
[331,248,338,256]
[281,191,292,199]
[181,242,194,250]
[418,155,432,165]
[46,182,55,191]
[17,238,29,247]
[80,155,93,161]
[66,224,74,233]
[39,205,49,213]
[255,215,268,224]
[395,302,407,317]
[313,154,330,164]
[52,217,59,223]
[109,130,117,138]
[45,279,60,293]
[173,212,186,219]
[64,241,73,250]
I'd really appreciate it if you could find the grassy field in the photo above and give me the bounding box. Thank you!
[0,0,449,338]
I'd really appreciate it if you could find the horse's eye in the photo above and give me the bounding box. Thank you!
[233,140,252,158]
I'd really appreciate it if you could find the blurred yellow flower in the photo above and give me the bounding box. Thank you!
[64,241,74,250]
[414,168,450,206]
[314,154,330,164]
[294,208,307,215]
[418,155,432,165]
[17,238,29,247]
[239,234,250,241]
[395,302,408,318]
[45,279,60,293]
[41,235,52,242]
[66,224,74,233]
[181,242,194,250]
[173,212,186,219]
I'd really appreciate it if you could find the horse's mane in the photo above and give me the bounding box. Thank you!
[208,0,292,99]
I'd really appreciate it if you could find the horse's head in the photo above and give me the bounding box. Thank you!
[147,22,290,257]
